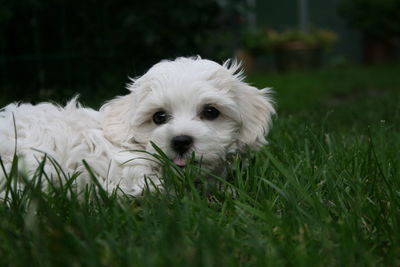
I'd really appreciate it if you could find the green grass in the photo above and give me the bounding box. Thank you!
[1,65,399,266]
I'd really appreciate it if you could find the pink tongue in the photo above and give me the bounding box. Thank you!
[173,157,186,167]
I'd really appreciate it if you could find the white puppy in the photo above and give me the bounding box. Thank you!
[0,57,275,196]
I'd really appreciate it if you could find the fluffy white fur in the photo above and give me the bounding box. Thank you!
[0,57,275,196]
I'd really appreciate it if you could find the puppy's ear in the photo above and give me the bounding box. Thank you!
[235,83,275,151]
[100,94,135,146]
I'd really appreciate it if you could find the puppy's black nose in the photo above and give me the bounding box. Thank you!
[171,135,193,155]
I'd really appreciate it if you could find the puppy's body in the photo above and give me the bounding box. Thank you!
[0,57,275,196]
[0,100,157,195]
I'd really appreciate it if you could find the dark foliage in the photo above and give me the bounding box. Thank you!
[338,0,400,38]
[0,0,243,106]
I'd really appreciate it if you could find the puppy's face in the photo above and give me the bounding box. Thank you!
[133,77,241,171]
[102,57,275,172]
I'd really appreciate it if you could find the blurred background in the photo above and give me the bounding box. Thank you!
[0,0,399,107]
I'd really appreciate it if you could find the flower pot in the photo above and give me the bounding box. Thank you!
[234,49,254,74]
[363,35,397,65]
[275,41,321,71]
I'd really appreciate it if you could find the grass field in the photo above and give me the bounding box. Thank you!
[1,64,399,266]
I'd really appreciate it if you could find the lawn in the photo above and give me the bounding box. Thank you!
[1,64,399,266]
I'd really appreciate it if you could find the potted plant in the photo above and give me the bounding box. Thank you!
[235,29,268,73]
[265,28,337,71]
[339,0,400,64]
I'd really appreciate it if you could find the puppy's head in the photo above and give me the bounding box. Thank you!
[101,57,275,172]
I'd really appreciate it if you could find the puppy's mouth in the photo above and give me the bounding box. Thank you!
[171,154,202,168]
[173,156,187,167]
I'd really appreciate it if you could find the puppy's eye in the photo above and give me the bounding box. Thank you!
[201,105,220,120]
[153,111,169,125]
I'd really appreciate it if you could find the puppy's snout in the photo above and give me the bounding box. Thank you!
[171,135,193,155]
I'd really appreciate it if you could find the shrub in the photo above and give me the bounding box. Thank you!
[338,0,400,38]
